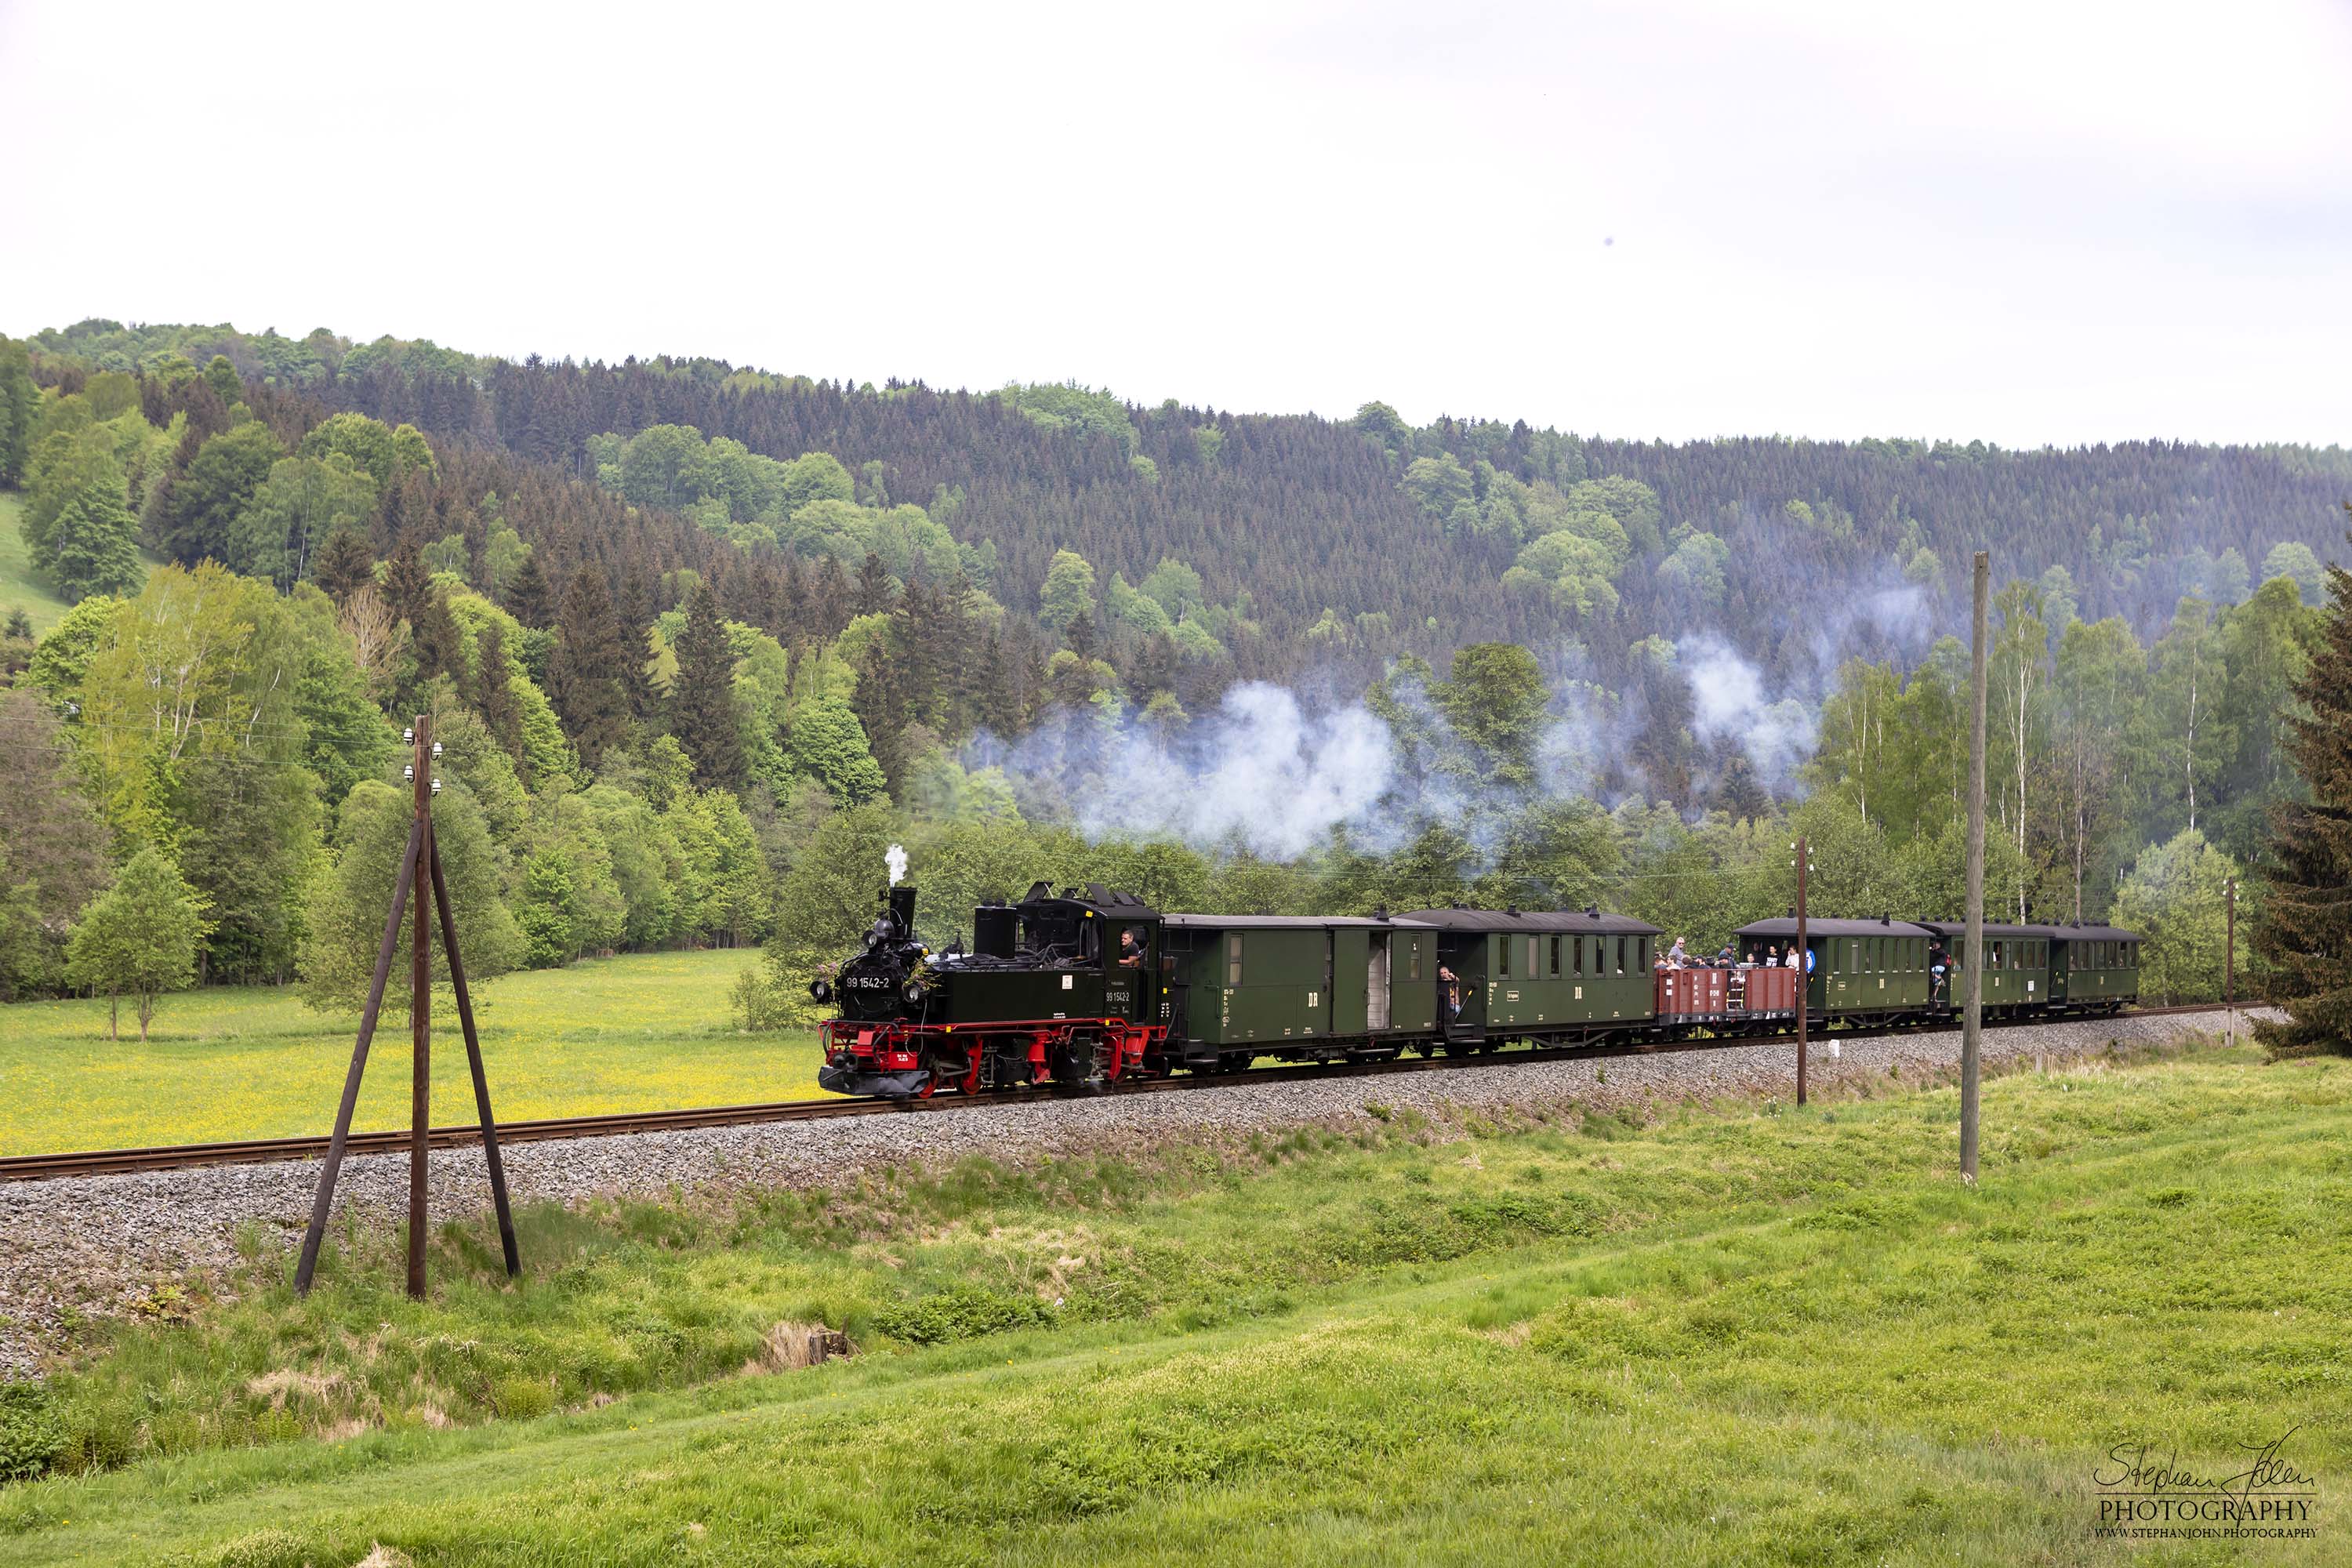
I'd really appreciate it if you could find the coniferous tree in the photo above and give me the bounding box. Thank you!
[974,626,1018,736]
[1010,619,1049,732]
[383,532,433,627]
[853,551,895,618]
[310,524,376,604]
[670,583,743,788]
[472,619,527,771]
[810,554,851,639]
[505,550,556,627]
[615,560,655,641]
[778,553,809,642]
[547,564,633,768]
[2254,517,2352,1058]
[851,629,911,797]
[612,561,660,724]
[411,586,462,686]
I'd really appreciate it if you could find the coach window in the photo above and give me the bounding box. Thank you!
[1550,935,1562,976]
[1499,935,1511,978]
[1572,936,1584,975]
[1406,938,1421,982]
[1612,935,1624,974]
[1527,935,1541,978]
[1226,933,1243,987]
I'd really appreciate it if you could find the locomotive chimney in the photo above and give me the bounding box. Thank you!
[888,885,917,937]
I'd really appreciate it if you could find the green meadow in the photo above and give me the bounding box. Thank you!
[2,1037,2344,1565]
[0,950,822,1154]
[0,493,74,634]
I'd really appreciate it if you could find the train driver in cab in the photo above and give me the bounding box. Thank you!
[1118,927,1147,967]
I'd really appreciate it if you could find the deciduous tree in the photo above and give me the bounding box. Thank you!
[66,848,212,1040]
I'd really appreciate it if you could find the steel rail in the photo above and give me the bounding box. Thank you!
[1,1003,2241,1183]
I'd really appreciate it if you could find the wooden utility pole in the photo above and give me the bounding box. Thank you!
[1962,550,1990,1183]
[407,716,434,1297]
[296,716,519,1298]
[1795,834,1809,1105]
[2226,876,2237,1047]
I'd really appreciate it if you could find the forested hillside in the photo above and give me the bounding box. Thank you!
[1,318,2344,1024]
[27,319,2348,687]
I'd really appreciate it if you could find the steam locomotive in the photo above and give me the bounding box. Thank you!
[812,883,2143,1099]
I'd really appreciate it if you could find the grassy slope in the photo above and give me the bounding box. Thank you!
[3,1042,2346,1566]
[0,950,822,1154]
[0,491,166,635]
[0,494,72,633]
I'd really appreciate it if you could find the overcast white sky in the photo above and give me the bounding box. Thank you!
[3,0,2347,446]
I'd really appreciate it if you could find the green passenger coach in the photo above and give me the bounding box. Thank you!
[1734,916,1933,1024]
[1399,908,1661,1043]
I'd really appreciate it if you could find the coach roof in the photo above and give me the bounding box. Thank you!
[2031,923,2141,943]
[1399,907,1662,935]
[1161,914,1438,930]
[1735,916,1936,939]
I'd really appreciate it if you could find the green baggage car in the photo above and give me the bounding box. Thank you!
[1156,914,1443,1068]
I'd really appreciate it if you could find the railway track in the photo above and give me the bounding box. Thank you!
[2,1003,2243,1183]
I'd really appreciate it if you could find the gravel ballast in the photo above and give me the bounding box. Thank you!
[0,1008,2270,1378]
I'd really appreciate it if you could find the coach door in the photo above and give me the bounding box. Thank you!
[1367,932,1392,1030]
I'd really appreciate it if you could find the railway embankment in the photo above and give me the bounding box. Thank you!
[0,1007,2272,1378]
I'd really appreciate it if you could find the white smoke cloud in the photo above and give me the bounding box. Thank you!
[885,843,909,885]
[973,681,1398,859]
[1680,635,1819,794]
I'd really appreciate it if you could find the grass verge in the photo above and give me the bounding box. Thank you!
[2,1038,2346,1563]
